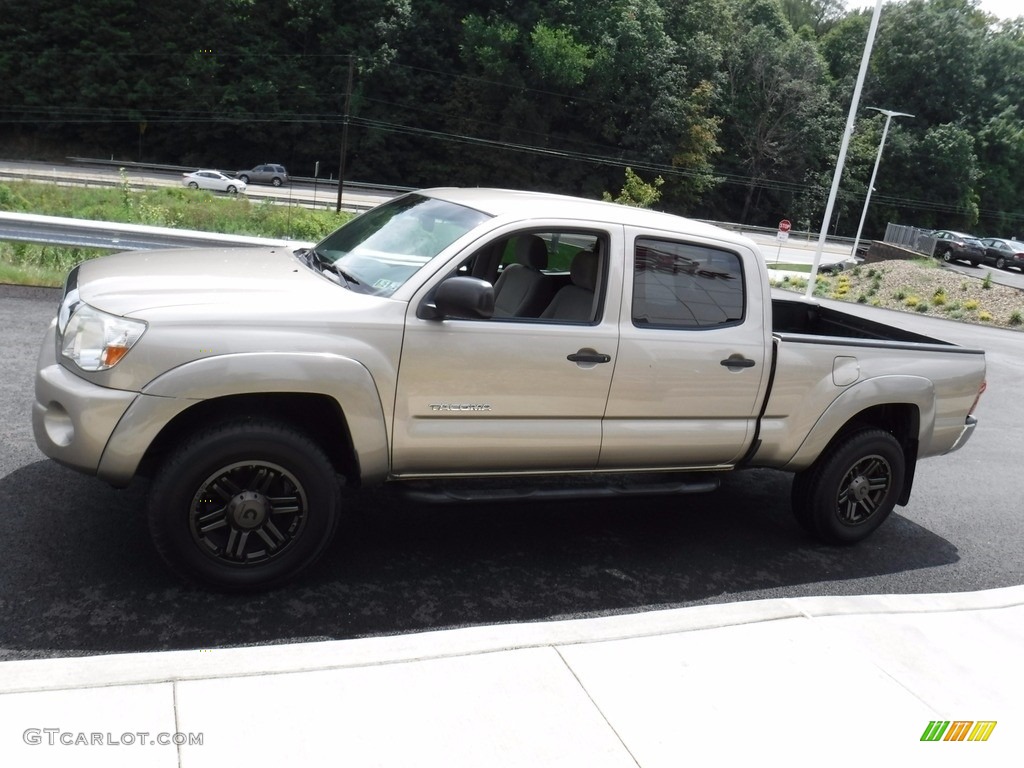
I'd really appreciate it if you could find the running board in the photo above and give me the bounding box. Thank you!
[395,473,721,504]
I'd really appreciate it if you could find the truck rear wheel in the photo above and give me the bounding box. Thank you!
[790,428,904,544]
[147,419,339,591]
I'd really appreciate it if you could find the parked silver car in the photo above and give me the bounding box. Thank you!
[236,164,289,186]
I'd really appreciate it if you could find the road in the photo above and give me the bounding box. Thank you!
[0,159,394,212]
[1,285,1020,661]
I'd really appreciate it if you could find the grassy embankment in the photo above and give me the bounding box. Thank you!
[0,178,351,287]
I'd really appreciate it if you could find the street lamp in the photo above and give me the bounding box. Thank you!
[849,107,914,262]
[805,0,885,299]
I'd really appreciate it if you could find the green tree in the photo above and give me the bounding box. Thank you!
[603,167,665,207]
[868,0,987,129]
[780,0,848,35]
[902,124,981,229]
[819,9,871,93]
[1,0,1020,240]
[973,19,1024,233]
[975,106,1024,234]
[717,0,841,224]
[581,0,725,207]
[528,23,594,89]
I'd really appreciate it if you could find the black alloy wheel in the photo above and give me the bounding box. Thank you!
[148,419,339,591]
[189,460,307,565]
[790,428,905,545]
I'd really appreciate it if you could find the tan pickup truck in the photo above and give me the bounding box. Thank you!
[33,188,987,590]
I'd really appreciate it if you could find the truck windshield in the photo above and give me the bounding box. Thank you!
[312,193,491,296]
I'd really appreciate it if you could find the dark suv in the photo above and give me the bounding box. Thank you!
[236,164,289,187]
[931,230,985,267]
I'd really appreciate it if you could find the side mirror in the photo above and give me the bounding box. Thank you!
[419,276,495,320]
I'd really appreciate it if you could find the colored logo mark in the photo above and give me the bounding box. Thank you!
[921,720,997,742]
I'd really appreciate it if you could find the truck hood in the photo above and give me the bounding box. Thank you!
[75,246,360,315]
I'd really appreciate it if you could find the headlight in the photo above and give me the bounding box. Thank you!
[57,301,147,371]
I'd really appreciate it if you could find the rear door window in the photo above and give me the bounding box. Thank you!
[632,238,745,328]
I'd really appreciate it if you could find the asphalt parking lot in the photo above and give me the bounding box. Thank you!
[0,285,1021,661]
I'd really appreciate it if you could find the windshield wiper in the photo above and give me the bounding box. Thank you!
[297,248,361,288]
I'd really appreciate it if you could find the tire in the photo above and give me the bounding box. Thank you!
[995,256,1006,269]
[941,251,953,263]
[147,419,339,591]
[239,175,250,184]
[790,428,905,545]
[188,181,199,189]
[227,185,238,194]
[970,260,980,267]
[272,177,283,187]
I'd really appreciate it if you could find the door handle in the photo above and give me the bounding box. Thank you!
[567,351,611,364]
[720,356,756,369]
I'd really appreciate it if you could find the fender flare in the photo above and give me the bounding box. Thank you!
[98,352,390,486]
[782,375,934,472]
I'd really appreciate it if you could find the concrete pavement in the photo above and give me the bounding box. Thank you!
[1,586,1021,767]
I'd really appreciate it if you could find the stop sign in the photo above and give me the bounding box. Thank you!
[779,219,792,233]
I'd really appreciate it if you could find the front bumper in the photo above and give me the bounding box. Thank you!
[33,341,138,480]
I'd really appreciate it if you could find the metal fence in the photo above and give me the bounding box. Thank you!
[884,223,934,257]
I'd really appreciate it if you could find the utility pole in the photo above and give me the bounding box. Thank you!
[336,56,355,213]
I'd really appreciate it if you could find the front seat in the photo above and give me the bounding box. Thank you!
[541,248,600,322]
[492,235,555,318]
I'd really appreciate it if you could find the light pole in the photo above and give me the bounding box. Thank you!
[849,107,913,261]
[805,0,884,299]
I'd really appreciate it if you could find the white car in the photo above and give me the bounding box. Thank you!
[181,170,247,194]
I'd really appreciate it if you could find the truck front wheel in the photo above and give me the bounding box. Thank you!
[790,428,905,544]
[147,419,339,591]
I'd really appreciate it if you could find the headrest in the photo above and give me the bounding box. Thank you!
[570,249,599,291]
[515,235,548,270]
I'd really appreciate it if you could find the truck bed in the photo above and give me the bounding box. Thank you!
[771,296,958,347]
[755,296,985,472]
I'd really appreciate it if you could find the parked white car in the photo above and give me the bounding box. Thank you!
[181,170,247,194]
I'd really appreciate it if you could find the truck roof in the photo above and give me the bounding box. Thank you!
[418,187,755,249]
